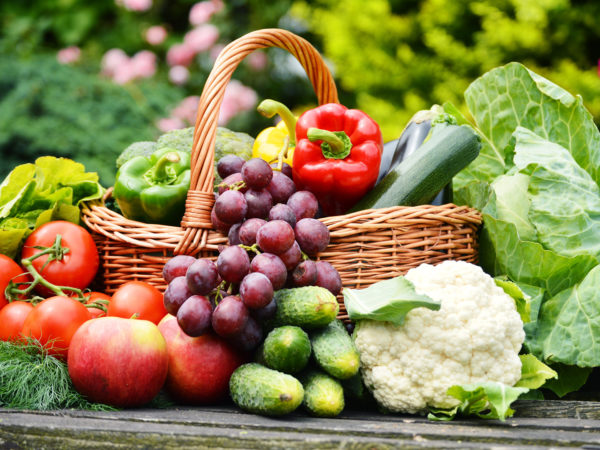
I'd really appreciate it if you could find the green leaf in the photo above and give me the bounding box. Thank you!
[515,354,558,389]
[532,265,600,367]
[343,276,440,325]
[511,127,600,259]
[479,214,598,298]
[464,62,600,186]
[453,180,492,211]
[543,364,593,398]
[430,382,529,421]
[494,277,531,323]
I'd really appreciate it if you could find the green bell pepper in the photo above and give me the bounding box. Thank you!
[113,147,191,226]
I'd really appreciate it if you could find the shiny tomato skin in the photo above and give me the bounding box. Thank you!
[0,301,34,341]
[84,291,111,319]
[21,221,99,297]
[21,295,92,358]
[108,281,167,325]
[0,255,29,310]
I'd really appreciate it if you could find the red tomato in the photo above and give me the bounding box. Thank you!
[21,295,92,358]
[0,255,29,310]
[108,281,167,325]
[84,291,111,319]
[21,221,99,297]
[0,301,34,341]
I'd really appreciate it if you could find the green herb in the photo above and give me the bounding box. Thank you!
[0,340,115,411]
[0,156,103,258]
[343,276,440,325]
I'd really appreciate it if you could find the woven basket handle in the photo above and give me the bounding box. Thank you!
[176,28,339,255]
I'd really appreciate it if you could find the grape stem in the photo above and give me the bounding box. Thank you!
[239,244,261,255]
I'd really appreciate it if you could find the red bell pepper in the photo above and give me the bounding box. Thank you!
[292,103,383,216]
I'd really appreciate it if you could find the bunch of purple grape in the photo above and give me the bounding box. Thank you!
[162,254,266,351]
[212,156,342,296]
[161,156,342,351]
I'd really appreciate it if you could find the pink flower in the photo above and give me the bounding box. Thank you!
[218,80,258,125]
[209,44,225,62]
[184,24,219,53]
[166,43,196,67]
[169,66,190,85]
[157,117,186,132]
[131,50,156,79]
[172,96,200,124]
[112,62,137,84]
[189,1,215,26]
[117,0,152,11]
[245,51,268,71]
[101,48,129,77]
[145,25,167,45]
[57,46,81,64]
[211,0,224,13]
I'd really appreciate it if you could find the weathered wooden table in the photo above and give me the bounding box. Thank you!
[1,401,600,448]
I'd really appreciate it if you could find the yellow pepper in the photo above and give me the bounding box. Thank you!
[252,100,297,168]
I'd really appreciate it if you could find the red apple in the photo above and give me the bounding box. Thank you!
[68,317,168,408]
[158,314,244,404]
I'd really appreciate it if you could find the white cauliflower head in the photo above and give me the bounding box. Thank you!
[353,260,525,414]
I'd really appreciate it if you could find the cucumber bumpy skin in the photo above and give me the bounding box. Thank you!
[229,363,304,416]
[273,286,339,329]
[262,326,312,374]
[311,320,360,380]
[301,369,345,417]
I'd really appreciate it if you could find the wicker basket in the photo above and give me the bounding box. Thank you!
[81,28,481,320]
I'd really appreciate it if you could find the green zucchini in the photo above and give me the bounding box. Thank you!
[351,124,480,211]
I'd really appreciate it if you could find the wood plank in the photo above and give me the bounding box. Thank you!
[1,403,600,449]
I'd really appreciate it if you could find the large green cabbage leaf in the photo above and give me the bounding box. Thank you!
[451,62,600,376]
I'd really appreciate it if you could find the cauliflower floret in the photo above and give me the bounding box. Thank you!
[353,260,524,414]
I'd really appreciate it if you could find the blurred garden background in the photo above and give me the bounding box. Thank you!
[1,0,599,185]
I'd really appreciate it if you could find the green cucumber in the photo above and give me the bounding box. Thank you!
[261,326,311,374]
[311,319,360,380]
[351,124,481,211]
[229,363,304,416]
[273,286,339,329]
[301,369,345,417]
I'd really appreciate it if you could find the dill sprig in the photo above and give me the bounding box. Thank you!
[0,339,116,411]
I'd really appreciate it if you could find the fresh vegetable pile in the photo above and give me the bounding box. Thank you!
[2,60,599,423]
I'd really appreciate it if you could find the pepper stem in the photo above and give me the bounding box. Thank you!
[257,99,297,146]
[307,128,353,159]
[153,152,180,181]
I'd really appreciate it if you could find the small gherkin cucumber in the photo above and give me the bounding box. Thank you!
[311,319,360,380]
[301,369,345,417]
[229,363,304,416]
[273,286,339,329]
[262,326,311,374]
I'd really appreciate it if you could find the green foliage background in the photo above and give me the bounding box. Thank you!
[1,0,599,185]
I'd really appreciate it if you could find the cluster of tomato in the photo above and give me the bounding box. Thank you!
[0,220,167,359]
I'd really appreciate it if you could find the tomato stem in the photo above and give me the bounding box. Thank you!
[5,234,87,305]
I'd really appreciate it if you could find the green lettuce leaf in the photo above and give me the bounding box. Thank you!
[529,265,600,367]
[428,382,528,422]
[343,276,440,325]
[0,157,103,258]
[515,354,557,389]
[463,62,600,186]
